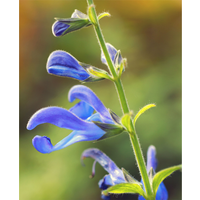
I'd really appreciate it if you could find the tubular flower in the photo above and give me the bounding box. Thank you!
[27,85,115,154]
[46,50,104,82]
[52,9,91,37]
[138,145,168,200]
[81,148,126,200]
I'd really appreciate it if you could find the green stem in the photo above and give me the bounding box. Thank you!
[129,132,154,199]
[114,78,129,114]
[87,0,117,79]
[86,0,154,199]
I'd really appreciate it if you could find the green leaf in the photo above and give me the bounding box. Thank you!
[152,165,182,194]
[133,104,156,127]
[121,112,134,132]
[102,183,146,198]
[98,12,111,20]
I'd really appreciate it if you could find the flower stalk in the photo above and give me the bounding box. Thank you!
[86,0,154,199]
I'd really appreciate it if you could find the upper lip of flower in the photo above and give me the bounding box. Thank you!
[26,85,114,154]
[81,148,126,185]
[46,50,91,81]
[81,148,126,200]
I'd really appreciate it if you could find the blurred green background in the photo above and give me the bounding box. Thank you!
[20,0,182,199]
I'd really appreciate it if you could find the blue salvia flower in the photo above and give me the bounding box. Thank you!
[81,148,126,200]
[46,50,105,82]
[138,145,168,200]
[46,50,89,81]
[52,9,91,37]
[27,85,115,154]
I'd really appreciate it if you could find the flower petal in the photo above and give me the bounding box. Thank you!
[138,182,168,200]
[69,101,94,120]
[32,125,105,154]
[26,106,96,131]
[46,50,90,81]
[32,135,53,154]
[52,127,105,151]
[68,85,113,124]
[147,145,158,172]
[98,174,113,189]
[87,113,103,123]
[101,194,110,200]
[155,182,168,200]
[81,148,125,185]
[52,21,70,37]
[101,43,117,65]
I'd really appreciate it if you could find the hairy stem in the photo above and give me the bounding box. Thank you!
[86,0,154,199]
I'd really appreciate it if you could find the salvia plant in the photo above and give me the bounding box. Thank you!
[27,0,181,199]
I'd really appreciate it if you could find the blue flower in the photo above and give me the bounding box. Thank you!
[138,145,168,200]
[52,9,91,37]
[47,50,89,81]
[81,148,126,200]
[27,85,114,154]
[46,50,104,82]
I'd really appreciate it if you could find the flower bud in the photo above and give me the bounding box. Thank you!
[46,50,105,82]
[52,9,91,37]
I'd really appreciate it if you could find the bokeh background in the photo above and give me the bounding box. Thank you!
[19,0,182,199]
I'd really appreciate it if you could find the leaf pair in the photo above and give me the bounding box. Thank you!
[103,165,182,199]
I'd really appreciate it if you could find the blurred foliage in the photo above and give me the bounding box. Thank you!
[20,0,181,200]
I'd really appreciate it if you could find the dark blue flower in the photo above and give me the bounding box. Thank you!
[52,22,70,37]
[27,85,114,154]
[138,145,168,200]
[52,9,91,37]
[81,148,126,200]
[46,50,104,82]
[47,50,89,81]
